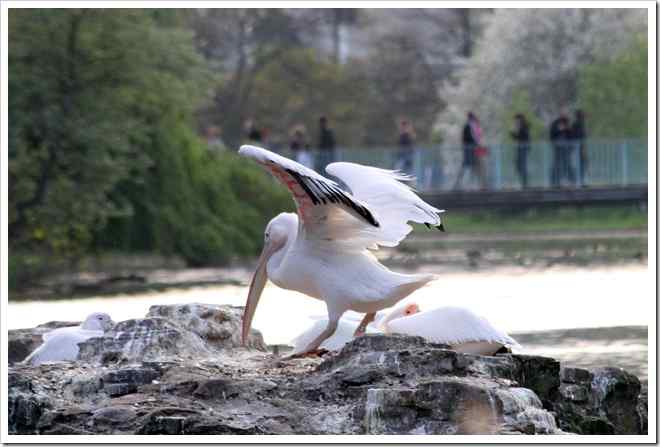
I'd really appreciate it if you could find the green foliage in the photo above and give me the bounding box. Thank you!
[97,137,293,266]
[358,34,443,146]
[578,36,648,138]
[9,9,209,256]
[9,9,292,272]
[193,9,445,148]
[248,49,368,147]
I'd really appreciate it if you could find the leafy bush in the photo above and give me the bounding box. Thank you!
[9,9,293,275]
[97,133,293,266]
[578,36,648,138]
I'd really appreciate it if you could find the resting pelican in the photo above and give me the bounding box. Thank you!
[239,145,444,356]
[291,303,520,356]
[23,312,114,365]
[381,303,521,355]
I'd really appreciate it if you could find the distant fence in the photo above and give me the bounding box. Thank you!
[279,138,648,193]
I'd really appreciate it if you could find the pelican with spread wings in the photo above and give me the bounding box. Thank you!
[239,145,445,356]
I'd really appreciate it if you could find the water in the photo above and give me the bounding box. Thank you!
[8,265,650,379]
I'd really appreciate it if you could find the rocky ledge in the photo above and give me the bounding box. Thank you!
[8,303,647,435]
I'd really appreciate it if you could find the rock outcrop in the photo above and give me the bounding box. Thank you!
[78,304,268,364]
[555,366,645,434]
[146,303,268,351]
[7,304,647,436]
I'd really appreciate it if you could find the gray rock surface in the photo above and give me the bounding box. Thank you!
[554,366,645,434]
[7,304,648,436]
[146,303,267,351]
[77,317,214,364]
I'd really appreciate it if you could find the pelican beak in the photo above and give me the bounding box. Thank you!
[242,238,281,346]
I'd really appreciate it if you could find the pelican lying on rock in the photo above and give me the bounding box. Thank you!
[381,303,521,355]
[239,145,445,356]
[23,312,114,365]
[291,303,520,356]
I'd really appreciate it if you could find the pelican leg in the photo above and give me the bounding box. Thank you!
[283,319,339,360]
[353,312,376,337]
[301,319,339,353]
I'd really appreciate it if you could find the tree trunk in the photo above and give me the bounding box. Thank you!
[332,9,341,64]
[458,9,472,58]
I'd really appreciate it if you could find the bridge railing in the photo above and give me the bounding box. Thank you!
[277,138,647,193]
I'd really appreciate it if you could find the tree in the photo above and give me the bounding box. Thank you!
[246,48,368,148]
[328,9,359,63]
[348,9,492,146]
[437,8,648,145]
[191,9,308,148]
[8,9,206,253]
[9,9,294,272]
[578,36,648,138]
[357,31,444,145]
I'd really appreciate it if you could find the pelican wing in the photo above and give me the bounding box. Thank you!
[42,325,81,341]
[239,146,380,239]
[386,307,521,349]
[240,145,444,250]
[326,162,444,248]
[24,329,103,365]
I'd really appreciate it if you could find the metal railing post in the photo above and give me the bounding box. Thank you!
[574,142,581,187]
[494,144,502,190]
[414,147,422,190]
[543,142,549,188]
[621,140,629,186]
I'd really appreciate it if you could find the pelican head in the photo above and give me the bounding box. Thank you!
[242,213,297,345]
[378,302,420,333]
[81,312,115,332]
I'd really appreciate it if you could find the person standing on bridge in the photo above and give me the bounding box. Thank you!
[317,116,336,174]
[454,112,484,190]
[549,111,575,188]
[396,119,416,175]
[511,114,531,189]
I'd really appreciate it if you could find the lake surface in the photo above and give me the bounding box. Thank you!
[8,264,651,380]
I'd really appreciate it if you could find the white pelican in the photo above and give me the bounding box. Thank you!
[23,312,114,365]
[381,303,521,355]
[239,145,444,356]
[290,311,385,354]
[291,303,520,356]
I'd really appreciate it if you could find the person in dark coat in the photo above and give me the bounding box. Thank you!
[549,111,574,187]
[317,116,336,173]
[571,109,587,187]
[397,120,416,174]
[454,111,480,190]
[511,114,531,189]
[247,120,262,143]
